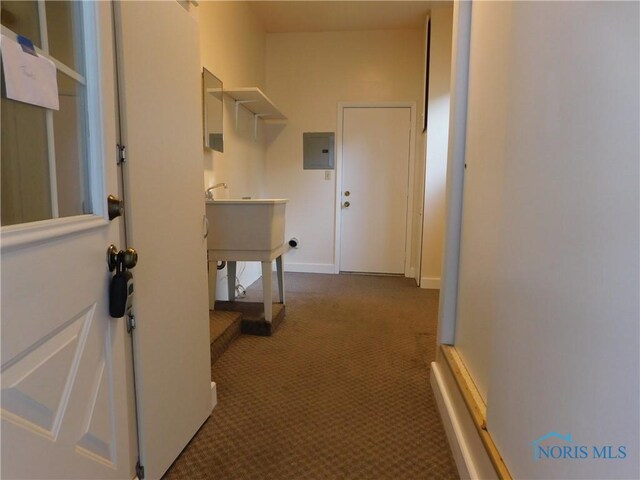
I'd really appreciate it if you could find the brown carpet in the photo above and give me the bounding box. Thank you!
[163,273,459,480]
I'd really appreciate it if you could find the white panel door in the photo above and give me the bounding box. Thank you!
[340,107,411,274]
[0,3,137,479]
[114,2,212,479]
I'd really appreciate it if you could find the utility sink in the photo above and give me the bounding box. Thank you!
[206,198,288,323]
[205,199,288,261]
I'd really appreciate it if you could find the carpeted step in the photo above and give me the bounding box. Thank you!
[209,310,242,366]
[214,301,285,336]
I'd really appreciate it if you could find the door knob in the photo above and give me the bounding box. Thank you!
[107,245,138,272]
[343,201,351,208]
[344,191,350,197]
[121,248,138,269]
[107,195,124,220]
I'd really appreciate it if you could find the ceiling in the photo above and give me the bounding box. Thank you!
[247,1,443,33]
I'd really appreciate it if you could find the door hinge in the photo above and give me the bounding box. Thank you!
[127,312,136,333]
[135,459,145,479]
[118,144,127,164]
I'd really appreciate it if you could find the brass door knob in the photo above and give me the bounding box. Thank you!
[343,201,351,208]
[122,248,138,269]
[107,245,138,271]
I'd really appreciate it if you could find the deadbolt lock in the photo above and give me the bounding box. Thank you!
[107,195,124,220]
[344,191,351,197]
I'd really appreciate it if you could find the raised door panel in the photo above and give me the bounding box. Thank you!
[1,230,136,479]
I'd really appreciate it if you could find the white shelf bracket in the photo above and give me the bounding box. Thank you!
[234,99,258,130]
[226,88,285,137]
[253,113,268,140]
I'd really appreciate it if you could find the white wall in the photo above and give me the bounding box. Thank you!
[264,29,424,272]
[199,2,268,297]
[199,1,267,197]
[420,6,453,289]
[452,0,512,402]
[445,2,639,478]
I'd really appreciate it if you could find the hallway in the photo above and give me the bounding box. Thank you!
[164,273,458,479]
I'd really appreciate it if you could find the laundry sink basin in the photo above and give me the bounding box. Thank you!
[205,199,287,260]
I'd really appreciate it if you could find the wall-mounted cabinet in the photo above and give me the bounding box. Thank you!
[225,87,286,138]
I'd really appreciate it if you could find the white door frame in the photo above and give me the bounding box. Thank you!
[334,102,417,276]
[436,1,472,345]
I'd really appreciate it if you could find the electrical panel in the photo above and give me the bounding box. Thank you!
[303,132,335,170]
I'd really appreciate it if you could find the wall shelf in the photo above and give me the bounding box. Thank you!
[225,87,286,138]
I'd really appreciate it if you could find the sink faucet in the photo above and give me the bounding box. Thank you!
[205,183,228,200]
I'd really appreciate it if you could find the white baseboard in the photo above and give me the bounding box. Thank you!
[282,262,336,274]
[430,361,498,480]
[420,276,441,289]
[210,381,217,411]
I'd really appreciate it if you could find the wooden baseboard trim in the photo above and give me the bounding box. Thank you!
[431,362,474,478]
[441,345,512,480]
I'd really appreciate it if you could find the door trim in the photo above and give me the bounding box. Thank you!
[334,102,417,276]
[437,1,472,345]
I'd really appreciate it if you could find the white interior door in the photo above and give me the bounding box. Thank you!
[114,2,212,478]
[0,3,137,479]
[340,107,412,274]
